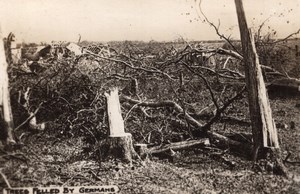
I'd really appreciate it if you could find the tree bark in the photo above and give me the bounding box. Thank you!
[235,0,280,160]
[101,133,134,163]
[0,29,15,145]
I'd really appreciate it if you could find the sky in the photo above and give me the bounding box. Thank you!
[0,0,299,43]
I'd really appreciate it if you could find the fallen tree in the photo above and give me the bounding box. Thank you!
[122,82,245,132]
[121,91,254,158]
[147,138,209,154]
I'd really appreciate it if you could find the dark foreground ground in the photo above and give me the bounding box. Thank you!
[1,97,300,194]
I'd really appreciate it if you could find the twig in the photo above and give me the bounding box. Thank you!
[196,0,242,56]
[283,152,291,163]
[256,15,273,42]
[0,170,12,188]
[83,49,174,80]
[14,102,44,131]
[88,170,102,181]
[124,103,139,122]
[202,86,246,130]
[273,28,300,44]
[181,61,219,110]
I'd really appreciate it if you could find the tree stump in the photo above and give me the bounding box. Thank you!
[101,88,134,163]
[102,133,133,163]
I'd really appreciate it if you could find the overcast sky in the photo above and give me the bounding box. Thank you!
[0,0,299,43]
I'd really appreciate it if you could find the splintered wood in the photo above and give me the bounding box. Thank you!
[0,28,15,144]
[105,88,126,137]
[235,0,279,150]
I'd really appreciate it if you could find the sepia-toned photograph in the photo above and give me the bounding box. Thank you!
[0,0,300,193]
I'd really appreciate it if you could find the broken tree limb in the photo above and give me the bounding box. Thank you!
[208,131,252,157]
[121,95,253,157]
[14,87,45,132]
[159,44,285,80]
[148,138,210,154]
[121,95,204,129]
[199,48,285,78]
[83,49,174,80]
[202,86,246,130]
[0,170,11,189]
[14,100,45,132]
[122,84,245,133]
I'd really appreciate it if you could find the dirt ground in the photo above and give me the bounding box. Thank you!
[1,97,300,194]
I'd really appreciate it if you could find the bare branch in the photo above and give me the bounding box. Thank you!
[14,102,44,131]
[121,95,204,129]
[202,86,246,130]
[256,16,273,42]
[181,61,219,110]
[148,138,209,154]
[196,0,242,56]
[273,28,300,44]
[84,49,175,80]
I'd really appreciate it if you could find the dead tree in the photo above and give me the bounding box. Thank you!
[235,0,287,175]
[0,29,15,145]
[100,88,136,163]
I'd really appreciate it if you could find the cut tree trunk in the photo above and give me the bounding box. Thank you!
[235,0,287,176]
[0,29,15,145]
[100,88,136,163]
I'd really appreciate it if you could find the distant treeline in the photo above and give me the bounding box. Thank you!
[12,37,299,49]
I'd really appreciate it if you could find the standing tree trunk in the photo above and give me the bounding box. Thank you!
[0,29,15,145]
[234,0,287,176]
